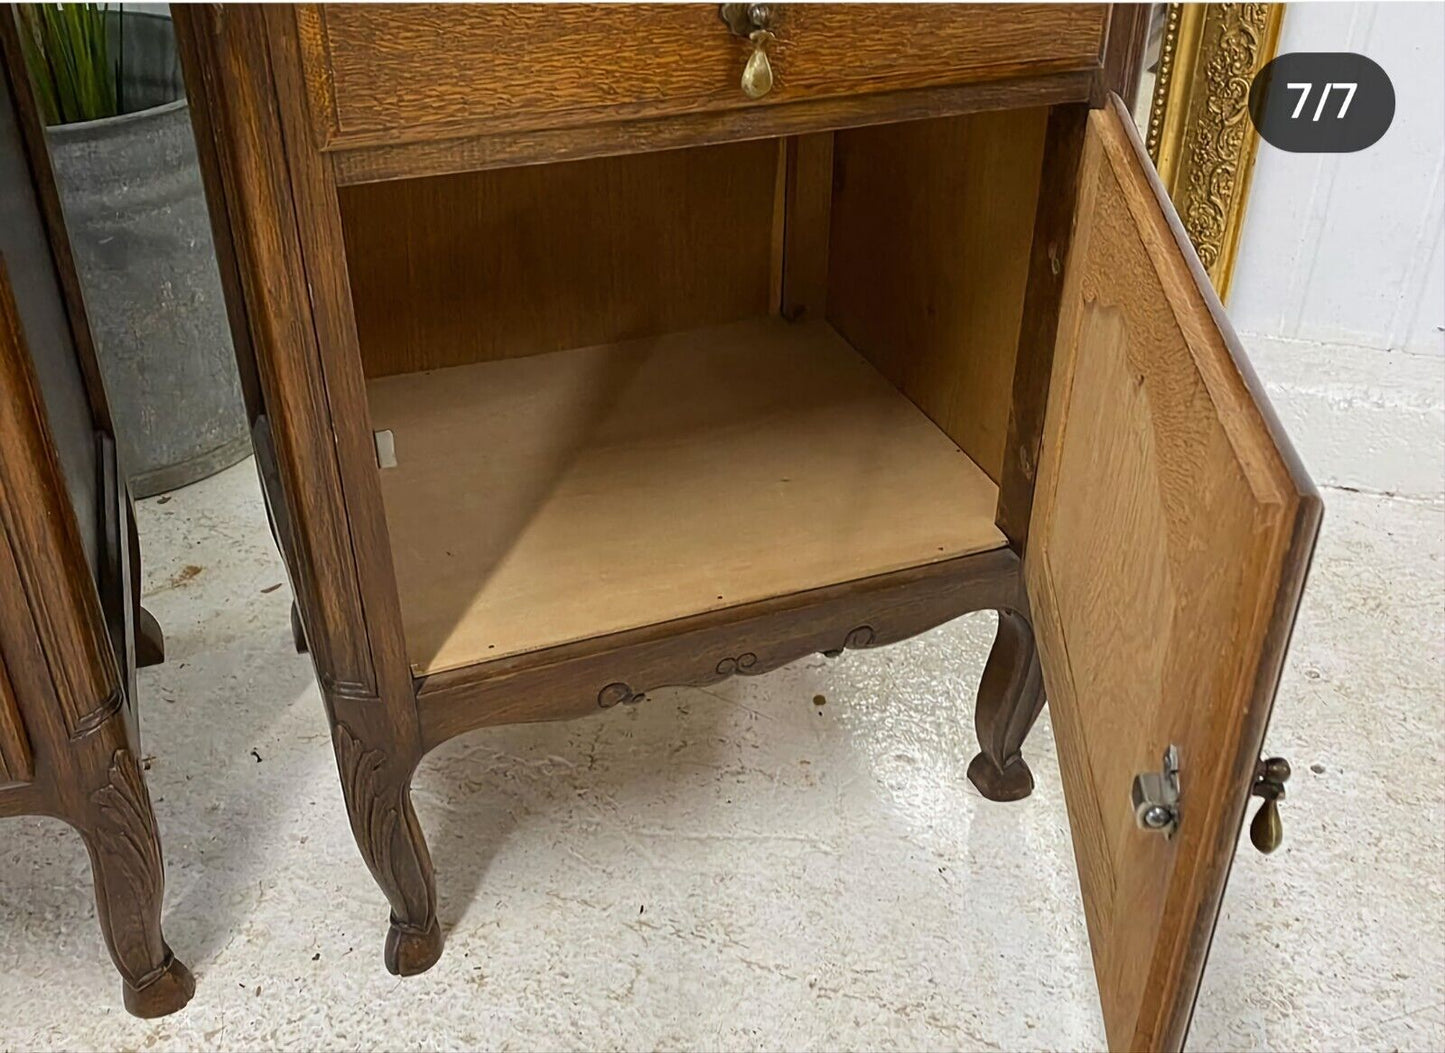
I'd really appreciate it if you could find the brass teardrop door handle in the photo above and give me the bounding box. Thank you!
[720,4,776,99]
[1249,757,1291,853]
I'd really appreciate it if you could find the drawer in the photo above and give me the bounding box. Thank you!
[295,3,1109,150]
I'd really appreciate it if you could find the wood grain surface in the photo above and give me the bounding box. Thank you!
[180,5,387,699]
[367,317,1005,674]
[181,5,447,971]
[828,108,1047,483]
[330,69,1097,185]
[0,645,31,786]
[175,3,1124,987]
[995,102,1090,549]
[1026,99,1319,1052]
[414,546,1025,747]
[340,140,778,377]
[779,132,834,322]
[0,261,121,736]
[181,12,1323,1025]
[297,4,1108,150]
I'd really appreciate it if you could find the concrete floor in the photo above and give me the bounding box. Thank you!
[1,337,1442,1051]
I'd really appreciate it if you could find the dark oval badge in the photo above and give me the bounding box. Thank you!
[1249,52,1395,153]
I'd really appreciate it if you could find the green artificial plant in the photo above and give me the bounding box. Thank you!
[17,3,123,125]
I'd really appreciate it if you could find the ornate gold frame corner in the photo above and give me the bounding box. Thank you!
[1146,3,1285,301]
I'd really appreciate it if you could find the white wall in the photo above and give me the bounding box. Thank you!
[1232,1,1443,354]
[1230,1,1444,497]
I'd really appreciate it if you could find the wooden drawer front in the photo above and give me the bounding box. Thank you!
[297,4,1108,150]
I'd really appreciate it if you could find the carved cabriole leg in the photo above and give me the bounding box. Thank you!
[73,745,195,1017]
[967,608,1045,802]
[327,696,441,976]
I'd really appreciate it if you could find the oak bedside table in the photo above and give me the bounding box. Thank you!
[175,5,1320,1049]
[0,21,193,1018]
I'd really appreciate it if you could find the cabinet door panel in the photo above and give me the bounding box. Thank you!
[1028,98,1320,1052]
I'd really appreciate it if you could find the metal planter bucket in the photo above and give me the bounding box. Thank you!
[43,12,247,497]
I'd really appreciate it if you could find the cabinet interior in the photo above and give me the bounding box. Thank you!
[336,108,1049,676]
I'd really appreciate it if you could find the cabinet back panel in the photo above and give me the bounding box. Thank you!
[339,140,779,378]
[827,107,1047,483]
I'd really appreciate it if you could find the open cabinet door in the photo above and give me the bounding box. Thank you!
[1027,97,1322,1052]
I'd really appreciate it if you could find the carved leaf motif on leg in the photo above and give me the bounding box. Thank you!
[334,723,395,867]
[331,722,432,927]
[331,721,442,975]
[86,745,195,1018]
[90,747,164,939]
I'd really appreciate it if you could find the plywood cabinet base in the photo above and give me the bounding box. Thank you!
[370,318,1006,675]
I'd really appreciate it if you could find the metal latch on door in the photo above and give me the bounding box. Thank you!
[1132,745,1292,853]
[1132,744,1181,839]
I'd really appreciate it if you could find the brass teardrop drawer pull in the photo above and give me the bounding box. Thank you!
[1249,756,1291,853]
[720,3,776,99]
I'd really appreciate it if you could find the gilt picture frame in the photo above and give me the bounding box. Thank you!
[1143,3,1286,301]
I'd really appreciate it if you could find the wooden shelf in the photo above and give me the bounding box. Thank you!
[367,318,1006,676]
